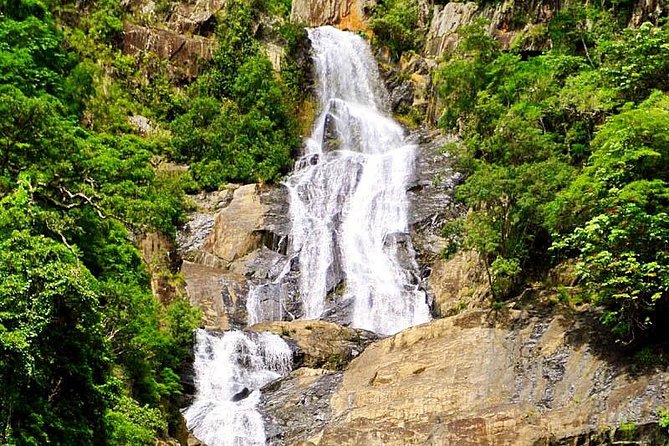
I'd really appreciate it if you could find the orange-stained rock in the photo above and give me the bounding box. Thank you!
[290,0,375,32]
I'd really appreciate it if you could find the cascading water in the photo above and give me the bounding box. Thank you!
[185,25,431,446]
[286,26,431,335]
[184,330,292,446]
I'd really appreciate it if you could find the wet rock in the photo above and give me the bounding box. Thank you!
[177,213,216,260]
[306,308,669,445]
[261,368,344,446]
[231,387,252,402]
[541,422,669,445]
[407,129,462,268]
[388,78,413,113]
[258,184,292,246]
[322,112,342,152]
[177,184,294,329]
[248,320,377,370]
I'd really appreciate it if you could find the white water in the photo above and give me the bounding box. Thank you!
[286,26,430,335]
[183,330,292,446]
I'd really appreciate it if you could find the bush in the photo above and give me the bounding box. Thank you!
[370,0,420,59]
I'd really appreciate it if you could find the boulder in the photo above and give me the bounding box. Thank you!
[299,308,669,445]
[203,184,269,268]
[249,320,377,370]
[168,0,227,35]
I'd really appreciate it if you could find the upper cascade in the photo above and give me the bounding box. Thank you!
[282,26,431,335]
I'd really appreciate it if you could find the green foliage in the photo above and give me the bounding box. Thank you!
[0,1,201,443]
[370,0,420,59]
[437,4,669,341]
[552,94,669,343]
[105,396,167,446]
[599,23,669,102]
[170,0,299,187]
[0,0,75,98]
[659,408,669,432]
[618,421,638,440]
[0,230,106,445]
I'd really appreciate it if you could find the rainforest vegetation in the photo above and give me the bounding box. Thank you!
[2,0,669,443]
[0,0,300,443]
[428,4,669,345]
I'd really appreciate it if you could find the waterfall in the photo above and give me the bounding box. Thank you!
[287,26,430,335]
[183,330,292,446]
[185,25,431,446]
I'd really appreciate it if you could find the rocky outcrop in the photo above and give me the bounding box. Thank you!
[429,250,489,317]
[425,1,480,56]
[288,308,668,445]
[122,23,215,78]
[181,261,249,330]
[177,184,294,329]
[290,0,375,31]
[425,1,562,57]
[203,184,270,268]
[168,0,227,35]
[137,231,180,303]
[262,368,344,446]
[249,320,377,370]
[629,0,669,26]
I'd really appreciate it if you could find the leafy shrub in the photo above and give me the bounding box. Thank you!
[370,0,420,59]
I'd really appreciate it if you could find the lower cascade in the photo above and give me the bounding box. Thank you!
[184,25,430,445]
[184,330,292,446]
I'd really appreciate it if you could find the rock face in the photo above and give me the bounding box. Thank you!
[261,368,344,446]
[290,0,375,31]
[428,251,489,318]
[425,0,562,57]
[122,23,215,78]
[203,184,269,268]
[136,231,180,303]
[178,184,294,330]
[181,261,249,330]
[629,0,669,26]
[168,0,227,35]
[300,308,669,445]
